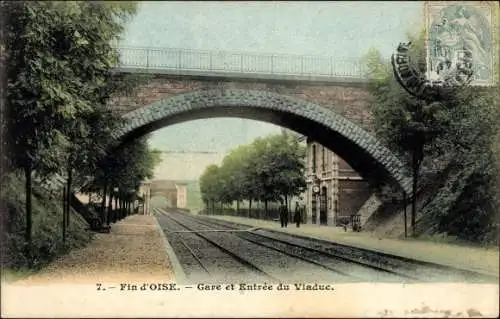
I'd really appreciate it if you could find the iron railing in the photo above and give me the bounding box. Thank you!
[114,46,368,79]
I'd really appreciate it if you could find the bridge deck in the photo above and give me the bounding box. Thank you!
[114,46,369,84]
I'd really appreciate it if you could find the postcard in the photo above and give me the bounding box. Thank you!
[1,1,499,318]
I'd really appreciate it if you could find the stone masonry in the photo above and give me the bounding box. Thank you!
[109,75,412,195]
[109,75,374,132]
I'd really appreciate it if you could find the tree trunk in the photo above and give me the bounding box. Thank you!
[62,179,67,243]
[113,193,120,223]
[264,200,268,219]
[236,200,240,216]
[411,145,422,237]
[24,165,33,263]
[248,199,252,218]
[285,194,289,220]
[411,166,418,236]
[107,188,113,226]
[62,181,67,233]
[66,167,72,227]
[100,182,107,225]
[118,197,122,218]
[403,192,408,238]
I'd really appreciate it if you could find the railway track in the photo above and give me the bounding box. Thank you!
[157,209,417,283]
[196,217,498,283]
[156,208,276,283]
[161,209,498,283]
[159,209,354,283]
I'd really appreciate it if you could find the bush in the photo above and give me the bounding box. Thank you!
[2,171,91,270]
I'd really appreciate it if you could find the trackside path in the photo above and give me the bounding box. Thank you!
[10,215,175,285]
[206,215,499,278]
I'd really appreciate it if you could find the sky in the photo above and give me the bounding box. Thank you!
[119,1,423,180]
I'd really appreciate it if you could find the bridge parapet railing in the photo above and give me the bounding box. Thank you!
[115,46,367,78]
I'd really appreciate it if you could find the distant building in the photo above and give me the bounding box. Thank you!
[175,183,188,209]
[139,179,152,215]
[303,137,370,226]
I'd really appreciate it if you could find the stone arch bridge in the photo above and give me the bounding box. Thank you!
[107,46,412,200]
[111,89,411,195]
[150,180,178,208]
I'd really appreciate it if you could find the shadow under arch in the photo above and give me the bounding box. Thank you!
[111,89,412,195]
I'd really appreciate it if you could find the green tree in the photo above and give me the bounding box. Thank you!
[363,31,451,235]
[218,146,246,213]
[94,135,161,223]
[200,164,221,214]
[266,131,306,207]
[5,2,82,253]
[55,2,137,238]
[200,131,306,218]
[4,2,138,250]
[362,31,500,241]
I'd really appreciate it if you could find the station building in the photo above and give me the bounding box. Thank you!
[300,136,371,226]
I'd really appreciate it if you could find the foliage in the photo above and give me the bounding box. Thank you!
[362,30,444,166]
[199,164,221,207]
[362,30,500,243]
[2,1,146,259]
[4,1,137,175]
[199,131,306,213]
[2,171,91,270]
[84,135,162,204]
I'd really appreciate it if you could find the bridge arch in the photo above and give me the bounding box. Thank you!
[111,89,412,194]
[149,180,178,208]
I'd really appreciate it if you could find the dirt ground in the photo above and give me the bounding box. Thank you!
[12,215,175,285]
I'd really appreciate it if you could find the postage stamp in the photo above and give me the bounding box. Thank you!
[423,1,500,86]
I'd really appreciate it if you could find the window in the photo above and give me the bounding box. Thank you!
[320,187,328,225]
[322,146,326,172]
[312,144,316,173]
[311,192,317,224]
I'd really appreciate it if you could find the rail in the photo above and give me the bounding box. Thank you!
[114,46,368,79]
